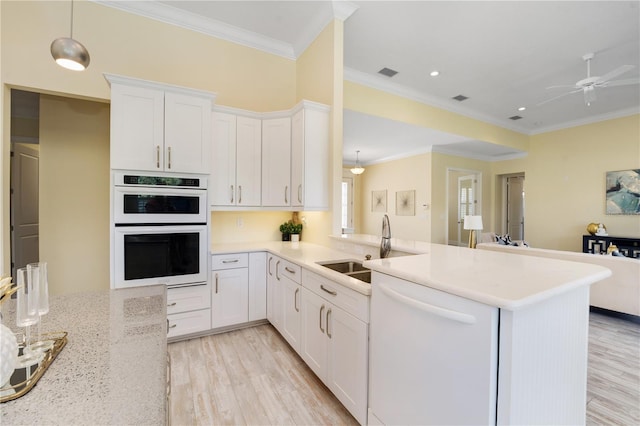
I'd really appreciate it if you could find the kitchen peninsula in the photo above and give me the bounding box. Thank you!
[1,285,167,425]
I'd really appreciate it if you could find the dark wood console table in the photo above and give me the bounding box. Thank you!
[583,235,640,258]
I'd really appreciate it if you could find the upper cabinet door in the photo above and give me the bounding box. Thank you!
[235,116,262,206]
[164,92,212,174]
[110,83,165,172]
[261,117,291,207]
[290,109,305,208]
[211,112,237,206]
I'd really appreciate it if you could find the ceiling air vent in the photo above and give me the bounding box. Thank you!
[452,95,469,102]
[378,67,398,77]
[509,115,523,120]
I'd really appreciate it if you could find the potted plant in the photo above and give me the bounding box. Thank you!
[279,221,303,241]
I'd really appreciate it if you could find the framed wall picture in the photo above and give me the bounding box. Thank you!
[372,190,387,212]
[396,190,415,216]
[606,169,640,215]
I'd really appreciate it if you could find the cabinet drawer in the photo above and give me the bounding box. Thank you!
[167,283,210,315]
[277,258,302,284]
[167,309,211,339]
[302,269,369,323]
[212,253,249,270]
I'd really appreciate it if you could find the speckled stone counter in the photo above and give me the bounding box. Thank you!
[1,285,167,425]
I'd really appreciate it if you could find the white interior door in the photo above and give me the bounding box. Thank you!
[506,175,525,240]
[11,143,40,281]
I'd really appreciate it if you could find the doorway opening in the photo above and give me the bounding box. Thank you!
[501,173,525,240]
[446,168,482,246]
[10,89,41,281]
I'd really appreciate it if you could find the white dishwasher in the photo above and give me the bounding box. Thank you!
[368,273,499,425]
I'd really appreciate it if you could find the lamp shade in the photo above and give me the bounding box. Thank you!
[463,215,483,230]
[51,37,90,71]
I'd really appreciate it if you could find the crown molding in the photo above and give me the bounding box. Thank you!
[292,2,358,57]
[528,107,640,135]
[92,0,296,59]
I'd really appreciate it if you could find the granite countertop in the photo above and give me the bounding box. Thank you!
[1,285,167,425]
[211,241,373,295]
[364,243,612,311]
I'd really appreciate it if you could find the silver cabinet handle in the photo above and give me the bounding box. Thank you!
[319,304,325,333]
[156,145,160,168]
[222,259,239,264]
[215,273,219,294]
[239,185,242,204]
[167,146,172,169]
[167,302,177,307]
[275,260,281,281]
[326,308,332,339]
[168,322,177,330]
[284,186,288,204]
[298,184,302,203]
[285,266,295,274]
[294,288,299,312]
[230,185,234,203]
[320,284,337,296]
[268,257,273,276]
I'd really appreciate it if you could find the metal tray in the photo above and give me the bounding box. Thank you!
[0,331,68,403]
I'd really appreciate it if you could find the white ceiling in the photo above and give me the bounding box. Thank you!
[96,1,640,164]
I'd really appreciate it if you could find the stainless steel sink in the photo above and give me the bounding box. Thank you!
[318,260,371,283]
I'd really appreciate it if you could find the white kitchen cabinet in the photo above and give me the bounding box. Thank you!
[261,116,291,207]
[266,254,283,331]
[211,111,261,207]
[107,74,214,174]
[300,271,368,425]
[248,252,267,321]
[291,101,330,210]
[211,253,249,328]
[281,273,302,352]
[167,282,211,340]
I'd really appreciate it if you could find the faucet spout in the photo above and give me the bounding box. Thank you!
[380,214,391,258]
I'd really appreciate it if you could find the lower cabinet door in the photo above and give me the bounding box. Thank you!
[212,268,249,328]
[300,288,328,379]
[281,276,301,353]
[167,309,211,339]
[249,252,267,321]
[327,306,369,426]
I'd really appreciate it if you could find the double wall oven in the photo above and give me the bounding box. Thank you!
[112,172,208,289]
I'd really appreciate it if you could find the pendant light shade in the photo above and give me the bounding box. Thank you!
[51,37,90,71]
[350,150,365,175]
[51,0,90,71]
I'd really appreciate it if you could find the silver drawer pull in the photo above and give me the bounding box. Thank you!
[320,284,337,296]
[222,259,239,264]
[167,302,177,307]
[285,266,296,274]
[168,324,177,329]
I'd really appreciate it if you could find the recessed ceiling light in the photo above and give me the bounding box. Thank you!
[518,106,526,111]
[430,70,440,77]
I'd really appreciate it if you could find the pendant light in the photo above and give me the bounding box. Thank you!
[350,150,365,175]
[50,0,90,71]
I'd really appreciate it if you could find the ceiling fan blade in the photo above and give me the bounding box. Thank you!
[603,78,640,87]
[545,84,578,90]
[536,88,582,106]
[597,64,635,83]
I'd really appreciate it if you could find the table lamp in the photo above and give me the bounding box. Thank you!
[464,215,483,249]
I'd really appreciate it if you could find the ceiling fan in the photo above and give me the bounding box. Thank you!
[539,52,639,106]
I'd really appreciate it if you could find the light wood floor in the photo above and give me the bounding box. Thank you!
[169,312,639,426]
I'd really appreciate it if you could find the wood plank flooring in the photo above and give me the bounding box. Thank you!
[169,312,639,426]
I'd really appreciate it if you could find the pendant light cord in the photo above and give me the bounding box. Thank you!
[70,0,75,39]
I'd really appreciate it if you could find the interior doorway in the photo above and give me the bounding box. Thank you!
[504,174,525,240]
[446,168,482,246]
[10,89,41,281]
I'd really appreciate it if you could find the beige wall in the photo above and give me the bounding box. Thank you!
[39,95,110,295]
[492,114,640,252]
[358,154,432,241]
